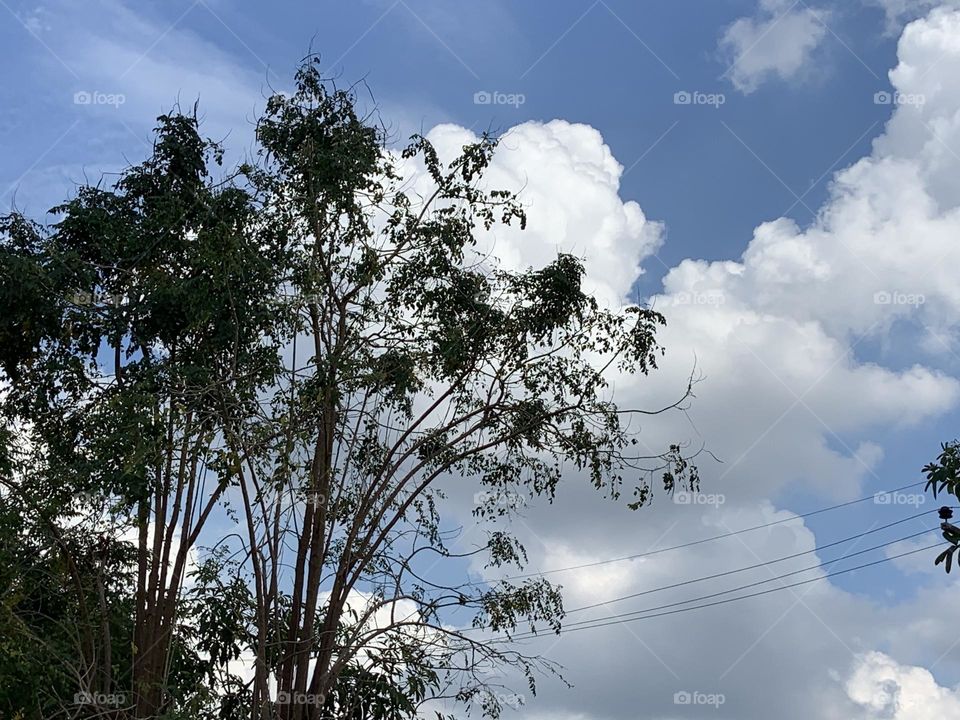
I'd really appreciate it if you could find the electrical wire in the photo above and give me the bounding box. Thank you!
[566,511,932,614]
[499,540,940,641]
[484,480,929,583]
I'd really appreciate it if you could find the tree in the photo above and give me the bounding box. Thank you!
[921,442,960,572]
[0,109,286,719]
[0,56,697,720]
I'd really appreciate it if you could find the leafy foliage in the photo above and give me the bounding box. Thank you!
[0,55,697,719]
[923,442,960,573]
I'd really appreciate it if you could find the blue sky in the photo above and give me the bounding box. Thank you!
[6,1,960,718]
[0,0,904,270]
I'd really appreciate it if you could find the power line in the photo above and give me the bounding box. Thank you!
[566,510,932,614]
[462,513,935,634]
[563,526,935,620]
[499,540,940,641]
[487,480,927,583]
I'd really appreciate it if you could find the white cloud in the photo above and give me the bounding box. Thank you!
[884,532,941,575]
[720,0,830,93]
[422,5,960,719]
[846,652,960,718]
[2,0,275,215]
[668,8,960,336]
[403,17,960,492]
[476,501,874,719]
[409,120,665,309]
[14,2,960,717]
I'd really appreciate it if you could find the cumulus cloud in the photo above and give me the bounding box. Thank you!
[408,120,665,309]
[846,652,960,718]
[412,116,958,507]
[719,0,830,93]
[631,5,960,502]
[715,2,960,348]
[422,5,960,719]
[472,501,877,720]
[14,2,960,718]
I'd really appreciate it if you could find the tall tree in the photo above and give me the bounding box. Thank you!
[0,109,288,718]
[0,57,697,720]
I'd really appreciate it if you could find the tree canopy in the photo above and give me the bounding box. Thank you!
[0,57,697,720]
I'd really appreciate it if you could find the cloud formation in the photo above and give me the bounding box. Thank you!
[409,120,665,309]
[420,5,960,718]
[720,0,830,93]
[11,1,960,716]
[846,652,960,718]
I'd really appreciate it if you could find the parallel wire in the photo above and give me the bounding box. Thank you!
[485,480,928,583]
[566,510,932,614]
[564,527,935,621]
[499,541,940,641]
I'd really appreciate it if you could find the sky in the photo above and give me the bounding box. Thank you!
[6,0,960,717]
